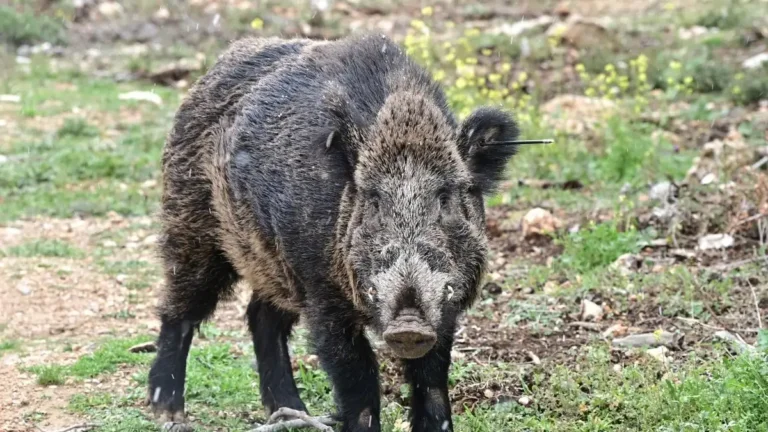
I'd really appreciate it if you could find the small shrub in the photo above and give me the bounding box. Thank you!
[0,6,65,47]
[56,118,99,138]
[730,69,768,105]
[30,365,68,386]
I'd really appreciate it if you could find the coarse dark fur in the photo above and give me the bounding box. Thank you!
[148,33,520,432]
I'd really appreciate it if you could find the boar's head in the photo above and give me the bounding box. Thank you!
[326,88,519,359]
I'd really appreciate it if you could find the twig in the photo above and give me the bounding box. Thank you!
[710,256,768,272]
[568,321,603,331]
[730,213,766,228]
[751,156,768,170]
[52,424,100,432]
[676,317,724,331]
[747,280,763,329]
[250,408,336,432]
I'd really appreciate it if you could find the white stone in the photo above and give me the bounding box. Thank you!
[698,233,734,250]
[743,52,768,70]
[118,91,163,106]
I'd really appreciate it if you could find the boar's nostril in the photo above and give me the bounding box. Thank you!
[383,310,437,359]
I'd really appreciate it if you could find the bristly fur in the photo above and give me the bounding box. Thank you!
[147,32,520,432]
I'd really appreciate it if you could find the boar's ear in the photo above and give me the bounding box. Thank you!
[457,107,520,195]
[317,84,366,179]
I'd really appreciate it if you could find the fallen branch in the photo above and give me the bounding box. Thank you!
[676,317,723,331]
[710,256,768,272]
[250,408,336,432]
[53,424,100,432]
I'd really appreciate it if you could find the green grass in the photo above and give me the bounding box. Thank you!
[2,239,84,258]
[68,336,155,378]
[555,222,647,275]
[27,336,155,386]
[0,339,21,353]
[46,336,768,431]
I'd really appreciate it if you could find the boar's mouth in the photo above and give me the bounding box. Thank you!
[382,308,437,359]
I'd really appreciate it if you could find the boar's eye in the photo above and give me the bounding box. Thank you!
[367,190,381,211]
[437,187,450,210]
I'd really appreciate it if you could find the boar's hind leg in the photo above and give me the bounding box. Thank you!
[148,248,239,430]
[404,328,456,432]
[308,304,381,432]
[247,298,307,416]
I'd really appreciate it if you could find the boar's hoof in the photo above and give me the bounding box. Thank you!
[383,311,437,359]
[160,422,194,432]
[154,410,192,432]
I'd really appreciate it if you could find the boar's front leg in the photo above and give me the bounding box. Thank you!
[308,301,381,432]
[404,325,456,432]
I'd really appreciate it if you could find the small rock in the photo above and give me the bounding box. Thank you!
[649,181,672,201]
[670,249,696,260]
[97,1,124,18]
[142,234,159,246]
[451,350,466,360]
[645,346,670,365]
[15,281,31,296]
[612,330,681,349]
[116,274,128,284]
[743,52,768,70]
[125,242,140,250]
[580,299,603,321]
[602,323,627,338]
[483,389,495,399]
[3,227,21,236]
[484,282,502,295]
[118,91,163,106]
[713,330,755,354]
[526,351,541,365]
[102,240,117,248]
[542,280,559,295]
[517,395,532,406]
[521,208,562,238]
[678,26,709,40]
[698,233,734,251]
[0,95,21,103]
[700,172,717,185]
[141,179,157,189]
[548,15,619,51]
[492,16,554,37]
[15,56,30,65]
[153,7,170,22]
[611,253,642,275]
[128,341,157,353]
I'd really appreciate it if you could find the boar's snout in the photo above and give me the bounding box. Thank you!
[382,308,437,359]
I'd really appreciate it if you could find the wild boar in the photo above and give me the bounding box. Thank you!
[148,32,521,432]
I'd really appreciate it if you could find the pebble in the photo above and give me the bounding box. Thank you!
[580,299,603,321]
[517,395,532,406]
[16,281,31,296]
